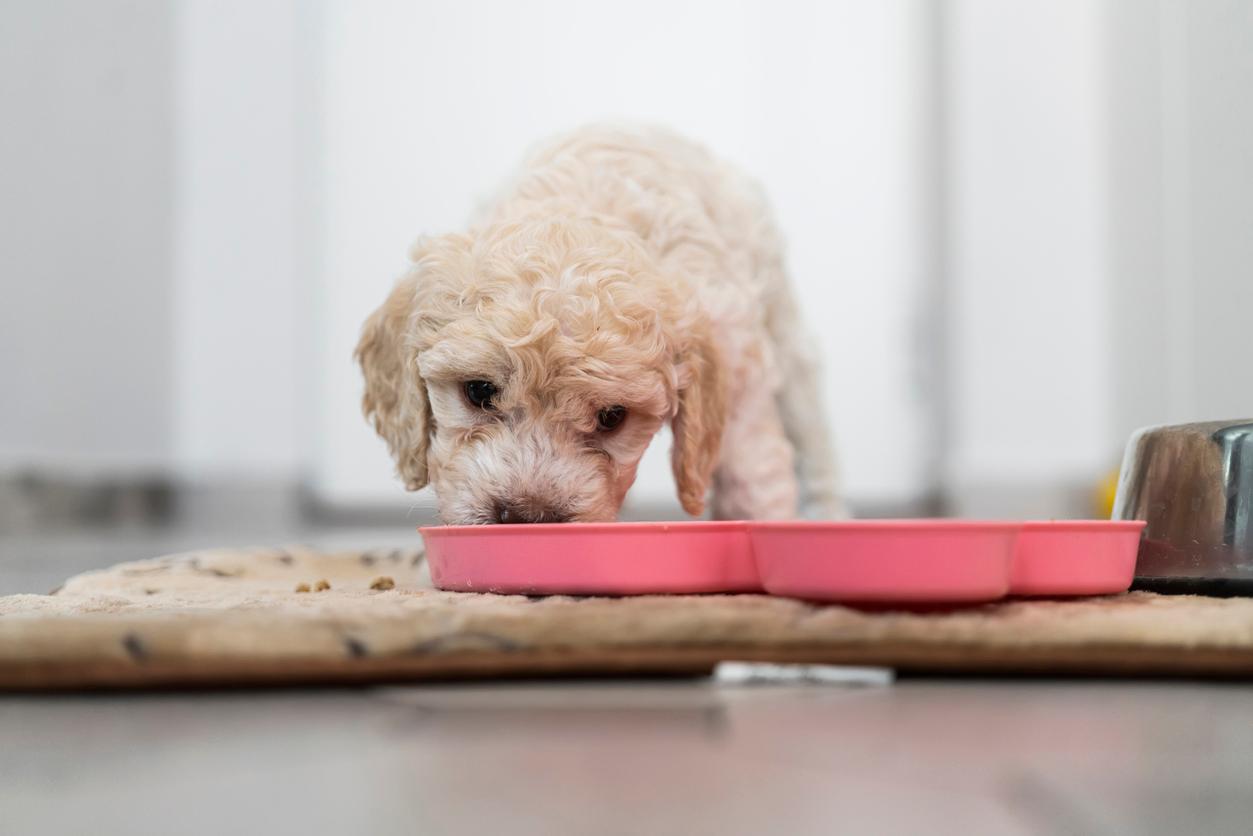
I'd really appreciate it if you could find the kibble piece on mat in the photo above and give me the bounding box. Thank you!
[314,579,331,592]
[370,576,396,591]
[294,582,311,593]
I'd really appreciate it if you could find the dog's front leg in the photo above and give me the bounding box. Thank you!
[709,386,799,520]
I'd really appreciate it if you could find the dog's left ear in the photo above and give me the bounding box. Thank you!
[670,324,728,516]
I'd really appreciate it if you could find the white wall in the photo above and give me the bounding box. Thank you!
[1175,2,1253,422]
[941,0,1115,514]
[311,0,935,514]
[0,0,175,474]
[173,0,306,480]
[1106,0,1171,438]
[941,0,1253,517]
[1116,0,1253,428]
[0,0,312,484]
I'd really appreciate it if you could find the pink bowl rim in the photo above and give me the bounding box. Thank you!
[420,520,748,537]
[1019,520,1146,531]
[420,518,1142,537]
[750,519,1020,532]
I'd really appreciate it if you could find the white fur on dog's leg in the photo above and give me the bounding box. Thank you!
[782,381,848,520]
[783,405,848,520]
[766,295,848,520]
[710,388,799,520]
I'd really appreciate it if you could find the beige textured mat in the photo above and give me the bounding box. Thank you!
[3,545,1253,689]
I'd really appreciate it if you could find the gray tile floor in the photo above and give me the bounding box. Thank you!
[3,527,1253,835]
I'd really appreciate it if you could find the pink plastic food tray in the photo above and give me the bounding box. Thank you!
[1011,520,1144,596]
[750,520,1019,603]
[422,519,1144,602]
[423,521,757,595]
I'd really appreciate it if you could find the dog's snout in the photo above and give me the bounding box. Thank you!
[493,500,569,525]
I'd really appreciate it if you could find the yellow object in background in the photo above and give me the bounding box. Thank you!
[1095,468,1120,519]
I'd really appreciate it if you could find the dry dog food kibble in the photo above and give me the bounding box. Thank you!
[294,582,311,593]
[370,576,396,591]
[314,579,331,591]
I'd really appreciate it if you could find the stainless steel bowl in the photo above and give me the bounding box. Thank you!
[1113,420,1253,593]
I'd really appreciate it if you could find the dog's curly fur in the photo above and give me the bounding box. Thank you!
[357,125,843,524]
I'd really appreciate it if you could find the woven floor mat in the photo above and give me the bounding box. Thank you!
[2,545,1252,688]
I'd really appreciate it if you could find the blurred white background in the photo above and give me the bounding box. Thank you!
[2,0,1251,528]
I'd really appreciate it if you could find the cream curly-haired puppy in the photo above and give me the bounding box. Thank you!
[357,125,843,524]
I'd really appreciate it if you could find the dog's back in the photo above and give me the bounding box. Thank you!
[487,125,845,518]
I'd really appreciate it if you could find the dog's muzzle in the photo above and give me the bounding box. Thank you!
[491,498,571,524]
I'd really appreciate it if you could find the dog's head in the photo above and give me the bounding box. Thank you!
[356,215,726,524]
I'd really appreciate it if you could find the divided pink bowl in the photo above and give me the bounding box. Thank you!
[750,520,1020,603]
[1010,520,1145,596]
[423,518,1144,602]
[422,520,757,596]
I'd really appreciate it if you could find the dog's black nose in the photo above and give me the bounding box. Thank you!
[494,502,569,524]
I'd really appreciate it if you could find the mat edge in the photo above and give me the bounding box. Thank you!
[4,641,1252,691]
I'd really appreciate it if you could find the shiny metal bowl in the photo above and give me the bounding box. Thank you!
[1113,420,1253,593]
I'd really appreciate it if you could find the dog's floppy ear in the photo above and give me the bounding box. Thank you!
[670,323,728,516]
[355,274,432,491]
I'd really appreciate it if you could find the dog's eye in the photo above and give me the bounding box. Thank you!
[464,380,498,410]
[596,405,627,432]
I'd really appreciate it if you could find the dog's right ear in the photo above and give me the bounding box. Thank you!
[355,274,432,491]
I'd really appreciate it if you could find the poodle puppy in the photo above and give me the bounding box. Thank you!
[357,125,843,524]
